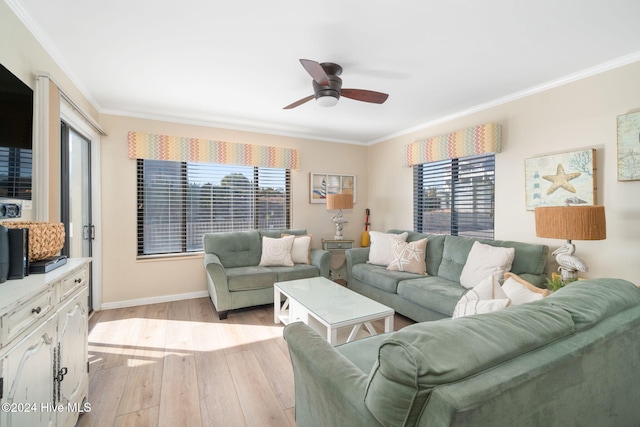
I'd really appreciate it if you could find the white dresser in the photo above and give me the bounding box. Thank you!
[0,258,91,427]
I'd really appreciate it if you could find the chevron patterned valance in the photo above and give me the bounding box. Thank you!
[127,131,300,170]
[402,123,502,166]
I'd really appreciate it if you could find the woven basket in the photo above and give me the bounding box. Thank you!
[1,221,65,262]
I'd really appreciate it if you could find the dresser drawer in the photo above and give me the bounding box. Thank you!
[323,241,353,250]
[1,287,54,348]
[60,266,89,300]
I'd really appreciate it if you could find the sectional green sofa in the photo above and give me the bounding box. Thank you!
[346,230,549,322]
[203,229,331,319]
[284,278,640,426]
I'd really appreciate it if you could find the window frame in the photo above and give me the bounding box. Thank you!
[136,159,291,257]
[0,146,32,200]
[413,153,495,239]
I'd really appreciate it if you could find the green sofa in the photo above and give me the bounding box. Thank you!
[284,278,640,426]
[203,229,331,319]
[346,230,549,322]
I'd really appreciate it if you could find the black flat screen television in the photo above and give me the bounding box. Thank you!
[0,63,33,200]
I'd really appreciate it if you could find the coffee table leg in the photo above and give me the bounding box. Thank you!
[329,328,338,346]
[274,287,280,323]
[347,324,363,342]
[384,314,394,333]
[364,322,377,336]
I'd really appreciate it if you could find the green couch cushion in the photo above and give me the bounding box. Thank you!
[487,238,548,277]
[204,230,261,268]
[351,263,421,293]
[541,278,640,331]
[227,266,277,291]
[336,333,389,374]
[436,235,548,284]
[271,264,320,282]
[364,304,575,426]
[437,235,475,282]
[259,229,308,239]
[397,276,466,316]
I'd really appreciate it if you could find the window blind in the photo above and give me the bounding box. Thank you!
[137,159,290,256]
[0,147,32,200]
[413,153,495,239]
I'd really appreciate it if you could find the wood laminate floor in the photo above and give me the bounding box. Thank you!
[77,297,413,427]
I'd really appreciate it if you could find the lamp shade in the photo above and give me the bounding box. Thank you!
[535,205,606,241]
[326,193,353,210]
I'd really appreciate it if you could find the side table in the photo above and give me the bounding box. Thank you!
[321,238,354,281]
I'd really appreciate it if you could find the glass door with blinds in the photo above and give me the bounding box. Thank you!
[61,121,93,310]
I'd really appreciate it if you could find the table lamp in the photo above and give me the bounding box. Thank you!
[326,193,353,240]
[534,205,606,282]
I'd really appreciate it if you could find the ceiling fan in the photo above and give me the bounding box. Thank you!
[283,59,389,109]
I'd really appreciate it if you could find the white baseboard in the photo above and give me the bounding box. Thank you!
[100,290,210,310]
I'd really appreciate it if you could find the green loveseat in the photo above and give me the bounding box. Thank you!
[285,278,640,426]
[346,230,549,322]
[203,229,331,319]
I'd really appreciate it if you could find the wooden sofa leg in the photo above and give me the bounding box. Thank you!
[218,311,229,320]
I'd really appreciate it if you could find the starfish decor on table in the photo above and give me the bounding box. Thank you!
[542,164,581,194]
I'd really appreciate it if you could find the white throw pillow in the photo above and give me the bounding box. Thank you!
[502,272,550,305]
[386,237,428,274]
[464,274,509,300]
[368,231,408,266]
[259,235,295,267]
[459,241,516,289]
[452,275,511,318]
[452,299,512,319]
[282,234,312,264]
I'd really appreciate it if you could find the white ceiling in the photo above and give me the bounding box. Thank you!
[9,0,640,144]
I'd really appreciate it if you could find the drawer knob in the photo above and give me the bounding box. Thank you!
[32,306,42,314]
[75,278,82,283]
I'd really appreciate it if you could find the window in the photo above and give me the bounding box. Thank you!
[0,147,32,200]
[413,153,495,239]
[137,159,290,256]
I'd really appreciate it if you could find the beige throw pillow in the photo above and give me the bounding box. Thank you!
[259,235,295,267]
[386,237,428,274]
[368,231,408,266]
[452,275,511,318]
[502,272,550,305]
[460,241,516,289]
[282,234,312,264]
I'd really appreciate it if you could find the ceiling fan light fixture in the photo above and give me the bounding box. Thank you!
[316,94,339,107]
[283,59,388,109]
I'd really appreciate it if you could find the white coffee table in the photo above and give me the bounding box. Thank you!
[274,276,394,346]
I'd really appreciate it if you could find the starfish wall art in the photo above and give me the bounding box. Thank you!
[524,149,596,210]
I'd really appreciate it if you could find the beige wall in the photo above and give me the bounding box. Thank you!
[0,1,97,118]
[368,61,640,284]
[98,115,368,304]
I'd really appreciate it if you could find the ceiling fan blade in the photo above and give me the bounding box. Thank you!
[283,94,315,109]
[300,59,329,85]
[341,89,389,104]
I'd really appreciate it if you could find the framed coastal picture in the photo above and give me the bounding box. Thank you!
[617,111,640,181]
[524,149,596,211]
[309,173,356,204]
